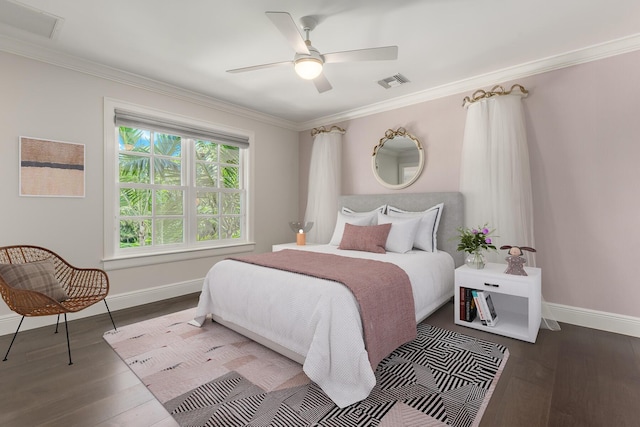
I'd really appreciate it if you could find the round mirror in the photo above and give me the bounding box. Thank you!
[371,128,424,189]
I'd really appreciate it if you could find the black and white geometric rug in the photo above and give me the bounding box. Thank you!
[104,309,509,427]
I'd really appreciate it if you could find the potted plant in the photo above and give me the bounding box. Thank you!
[457,224,497,269]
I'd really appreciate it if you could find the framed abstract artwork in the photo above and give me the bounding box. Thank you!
[19,137,85,197]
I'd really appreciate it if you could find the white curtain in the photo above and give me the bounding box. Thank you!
[460,94,535,266]
[304,130,343,243]
[461,93,559,330]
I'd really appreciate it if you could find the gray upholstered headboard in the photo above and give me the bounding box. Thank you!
[339,192,464,267]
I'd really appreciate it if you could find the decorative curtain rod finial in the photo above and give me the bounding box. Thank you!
[311,125,346,136]
[462,84,529,107]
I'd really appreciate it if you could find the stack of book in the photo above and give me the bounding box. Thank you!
[458,287,477,322]
[460,287,499,326]
[472,289,499,326]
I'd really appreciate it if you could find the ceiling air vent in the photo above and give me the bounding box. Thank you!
[377,73,410,89]
[0,0,64,39]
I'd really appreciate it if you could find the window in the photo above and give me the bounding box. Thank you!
[104,101,252,264]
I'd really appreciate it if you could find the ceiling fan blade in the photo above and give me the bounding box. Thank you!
[227,61,292,73]
[323,46,398,64]
[266,11,310,54]
[313,72,332,93]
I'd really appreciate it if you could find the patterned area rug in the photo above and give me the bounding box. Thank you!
[104,308,508,427]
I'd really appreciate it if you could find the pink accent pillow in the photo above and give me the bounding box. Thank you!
[338,223,391,254]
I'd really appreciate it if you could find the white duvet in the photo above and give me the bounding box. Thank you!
[192,244,454,408]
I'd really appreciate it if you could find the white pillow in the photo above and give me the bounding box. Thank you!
[386,203,444,252]
[341,205,387,225]
[377,212,421,253]
[329,211,376,245]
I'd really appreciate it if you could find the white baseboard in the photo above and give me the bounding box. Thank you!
[2,281,638,339]
[0,278,203,336]
[546,302,640,338]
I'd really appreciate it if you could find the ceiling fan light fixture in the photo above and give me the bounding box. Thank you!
[294,57,323,80]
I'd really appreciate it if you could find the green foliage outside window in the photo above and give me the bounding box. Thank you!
[118,127,242,249]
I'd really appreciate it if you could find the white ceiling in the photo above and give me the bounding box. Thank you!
[2,0,640,128]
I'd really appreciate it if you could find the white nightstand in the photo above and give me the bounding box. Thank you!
[272,242,319,252]
[454,262,541,343]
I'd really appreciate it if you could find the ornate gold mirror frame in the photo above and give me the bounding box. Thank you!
[371,127,424,190]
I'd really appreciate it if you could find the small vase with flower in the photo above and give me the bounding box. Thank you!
[457,224,497,269]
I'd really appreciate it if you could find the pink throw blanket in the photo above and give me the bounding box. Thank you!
[229,249,416,368]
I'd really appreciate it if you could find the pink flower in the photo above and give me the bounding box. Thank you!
[485,238,492,244]
[482,228,489,234]
[472,229,478,234]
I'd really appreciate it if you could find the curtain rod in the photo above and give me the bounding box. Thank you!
[462,84,528,107]
[311,125,346,136]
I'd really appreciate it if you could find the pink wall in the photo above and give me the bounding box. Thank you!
[299,49,640,318]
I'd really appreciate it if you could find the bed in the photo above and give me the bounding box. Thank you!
[192,192,464,408]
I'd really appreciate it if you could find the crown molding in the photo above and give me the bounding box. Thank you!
[3,32,640,132]
[296,33,640,131]
[0,35,299,131]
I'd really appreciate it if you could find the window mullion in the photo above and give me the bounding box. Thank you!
[184,138,194,246]
[150,131,156,247]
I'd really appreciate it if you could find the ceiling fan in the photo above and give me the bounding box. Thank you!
[226,11,398,93]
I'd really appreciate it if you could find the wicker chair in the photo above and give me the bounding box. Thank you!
[0,245,116,365]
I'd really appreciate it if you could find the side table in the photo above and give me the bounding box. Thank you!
[454,262,541,343]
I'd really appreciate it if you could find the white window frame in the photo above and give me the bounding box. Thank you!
[103,98,254,270]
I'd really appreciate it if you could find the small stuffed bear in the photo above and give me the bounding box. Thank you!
[500,245,536,276]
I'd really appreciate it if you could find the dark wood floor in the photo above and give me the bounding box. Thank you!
[1,295,638,427]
